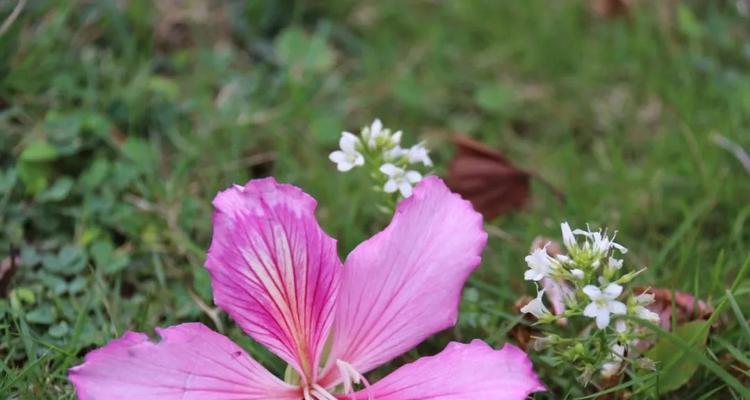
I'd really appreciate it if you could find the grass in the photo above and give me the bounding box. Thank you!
[1,0,749,398]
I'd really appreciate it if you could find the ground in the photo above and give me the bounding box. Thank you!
[1,0,749,398]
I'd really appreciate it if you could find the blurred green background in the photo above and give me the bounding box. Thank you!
[1,0,749,398]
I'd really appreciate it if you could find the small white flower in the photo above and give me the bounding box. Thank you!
[635,292,654,306]
[380,163,421,197]
[608,257,624,270]
[561,222,577,250]
[329,132,365,172]
[570,268,585,280]
[405,142,432,167]
[633,292,660,324]
[573,227,628,257]
[524,247,556,281]
[361,118,402,150]
[384,145,406,161]
[583,283,627,329]
[600,343,625,378]
[520,289,550,319]
[361,118,385,149]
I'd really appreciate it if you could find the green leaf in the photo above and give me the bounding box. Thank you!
[90,239,129,274]
[42,245,87,275]
[48,321,70,338]
[17,161,51,195]
[67,276,87,294]
[275,27,334,76]
[646,320,710,394]
[26,305,56,325]
[14,287,36,304]
[19,140,58,162]
[37,176,74,202]
[38,272,68,295]
[79,158,110,191]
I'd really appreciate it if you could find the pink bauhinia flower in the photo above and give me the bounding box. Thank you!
[69,177,544,399]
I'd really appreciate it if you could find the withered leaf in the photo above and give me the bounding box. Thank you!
[446,135,531,220]
[590,0,633,18]
[0,251,18,297]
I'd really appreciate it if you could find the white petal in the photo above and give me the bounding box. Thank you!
[329,151,347,164]
[583,302,601,318]
[611,242,628,254]
[608,300,627,315]
[337,161,354,172]
[383,179,398,193]
[340,132,360,152]
[582,285,601,300]
[561,222,576,249]
[371,118,383,134]
[571,269,584,279]
[353,154,365,166]
[573,228,593,237]
[603,283,623,299]
[524,269,544,281]
[398,181,413,198]
[596,311,611,329]
[636,307,660,323]
[379,163,401,177]
[405,170,422,183]
[385,146,405,161]
[521,290,548,318]
[390,130,402,145]
[635,292,654,306]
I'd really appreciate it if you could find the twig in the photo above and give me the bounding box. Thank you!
[188,287,224,333]
[0,0,27,37]
[484,225,522,247]
[711,132,750,176]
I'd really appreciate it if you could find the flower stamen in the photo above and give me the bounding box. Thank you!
[336,359,373,400]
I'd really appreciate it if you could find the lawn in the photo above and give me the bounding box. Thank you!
[1,0,749,398]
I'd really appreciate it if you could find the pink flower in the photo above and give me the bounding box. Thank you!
[68,177,544,399]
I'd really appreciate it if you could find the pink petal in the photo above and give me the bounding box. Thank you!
[68,323,299,400]
[346,340,544,399]
[323,177,487,384]
[206,178,342,383]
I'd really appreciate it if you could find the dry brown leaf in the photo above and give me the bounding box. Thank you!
[589,0,633,18]
[0,251,18,297]
[446,135,531,220]
[510,295,539,352]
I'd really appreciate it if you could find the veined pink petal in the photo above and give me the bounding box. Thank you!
[324,177,487,384]
[206,178,341,383]
[68,323,299,400]
[344,340,544,399]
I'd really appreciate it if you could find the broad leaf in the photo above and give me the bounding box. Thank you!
[646,320,710,394]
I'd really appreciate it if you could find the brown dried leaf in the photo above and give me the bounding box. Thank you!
[0,253,18,297]
[510,295,540,352]
[446,135,531,220]
[589,0,633,18]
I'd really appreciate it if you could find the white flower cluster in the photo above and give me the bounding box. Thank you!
[329,118,432,198]
[520,222,660,382]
